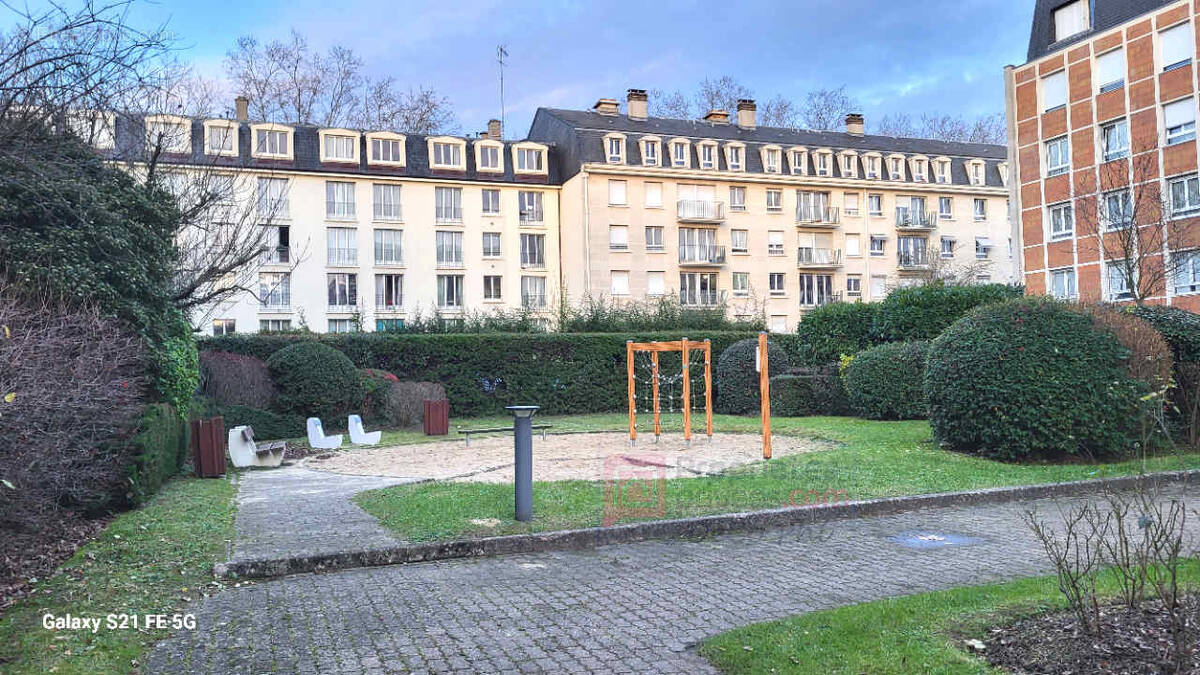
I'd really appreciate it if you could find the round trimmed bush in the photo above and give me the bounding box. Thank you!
[792,301,879,365]
[265,342,365,421]
[716,338,788,414]
[842,341,930,420]
[925,298,1147,461]
[873,283,1022,342]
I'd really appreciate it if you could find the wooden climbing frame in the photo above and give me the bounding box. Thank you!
[627,338,712,445]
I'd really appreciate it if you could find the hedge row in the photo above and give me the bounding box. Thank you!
[125,403,190,505]
[200,332,768,417]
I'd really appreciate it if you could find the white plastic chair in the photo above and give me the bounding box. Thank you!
[348,414,382,445]
[306,417,343,449]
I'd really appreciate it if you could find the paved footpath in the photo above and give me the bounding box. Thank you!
[148,485,1198,674]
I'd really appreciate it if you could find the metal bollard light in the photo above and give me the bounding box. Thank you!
[506,405,539,522]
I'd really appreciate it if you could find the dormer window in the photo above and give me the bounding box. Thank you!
[641,137,660,166]
[759,147,781,174]
[698,141,717,169]
[726,144,744,171]
[1053,0,1089,42]
[605,133,626,164]
[320,129,359,162]
[935,158,951,183]
[429,137,467,170]
[911,158,928,182]
[366,132,405,166]
[203,120,238,157]
[814,151,831,176]
[789,148,808,175]
[968,160,986,186]
[840,153,857,178]
[145,114,190,154]
[252,124,293,159]
[670,139,690,167]
[513,142,548,175]
[865,155,881,179]
[476,140,502,172]
[888,156,905,180]
[999,162,1010,187]
[68,111,115,150]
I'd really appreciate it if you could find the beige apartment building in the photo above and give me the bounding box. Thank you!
[529,91,1017,332]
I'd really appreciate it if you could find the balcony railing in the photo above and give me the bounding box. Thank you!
[519,209,543,224]
[328,304,358,314]
[800,291,843,308]
[796,247,842,267]
[436,259,465,269]
[520,259,547,270]
[522,294,547,308]
[679,289,725,307]
[259,299,290,311]
[796,206,841,225]
[677,199,726,222]
[263,246,290,265]
[327,249,357,266]
[678,245,727,265]
[375,303,403,312]
[895,209,937,230]
[897,250,931,269]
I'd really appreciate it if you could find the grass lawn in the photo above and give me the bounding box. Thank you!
[355,413,1200,542]
[0,475,237,674]
[698,560,1200,674]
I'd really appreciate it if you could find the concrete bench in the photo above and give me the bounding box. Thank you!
[458,425,551,446]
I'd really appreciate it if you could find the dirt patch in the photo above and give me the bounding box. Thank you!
[305,431,835,483]
[1,513,110,615]
[975,595,1198,674]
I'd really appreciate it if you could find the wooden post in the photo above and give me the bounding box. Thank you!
[651,351,661,440]
[759,332,771,459]
[627,340,636,443]
[703,340,713,439]
[681,337,691,443]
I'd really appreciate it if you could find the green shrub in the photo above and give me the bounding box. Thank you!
[265,342,365,421]
[792,302,879,366]
[195,402,307,441]
[925,298,1146,461]
[1130,305,1200,363]
[361,368,399,423]
[793,363,853,416]
[873,283,1022,342]
[1129,305,1200,445]
[125,403,189,504]
[842,341,930,420]
[149,319,199,416]
[716,338,788,414]
[768,375,809,416]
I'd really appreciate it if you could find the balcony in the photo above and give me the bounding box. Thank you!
[895,209,937,231]
[677,199,726,223]
[519,209,543,225]
[897,250,931,270]
[678,245,727,266]
[520,259,547,270]
[800,291,843,308]
[796,206,840,227]
[259,300,290,312]
[679,289,725,307]
[521,294,548,308]
[262,246,290,265]
[796,247,843,268]
[327,249,357,267]
[328,304,358,314]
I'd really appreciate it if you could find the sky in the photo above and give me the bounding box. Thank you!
[15,0,1038,136]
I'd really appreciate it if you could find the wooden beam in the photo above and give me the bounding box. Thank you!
[627,340,636,442]
[651,351,661,439]
[682,337,691,442]
[704,340,713,438]
[759,333,771,459]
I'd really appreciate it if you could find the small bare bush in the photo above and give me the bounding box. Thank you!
[383,382,446,428]
[199,350,276,409]
[1024,503,1108,635]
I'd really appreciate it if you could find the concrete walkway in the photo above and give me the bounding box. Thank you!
[148,486,1197,674]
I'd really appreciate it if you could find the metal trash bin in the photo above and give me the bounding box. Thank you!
[190,417,227,478]
[423,399,449,436]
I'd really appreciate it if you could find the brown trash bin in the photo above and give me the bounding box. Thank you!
[423,399,449,436]
[190,417,227,478]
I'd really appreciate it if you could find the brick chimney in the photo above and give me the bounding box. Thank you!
[845,113,864,136]
[736,99,756,130]
[234,95,249,122]
[487,119,502,139]
[627,89,648,121]
[593,98,620,116]
[703,109,730,125]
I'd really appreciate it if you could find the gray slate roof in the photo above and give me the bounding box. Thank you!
[1026,0,1174,62]
[529,108,1007,189]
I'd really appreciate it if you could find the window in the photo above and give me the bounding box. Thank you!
[869,236,885,256]
[732,272,749,296]
[642,140,659,166]
[1096,48,1125,93]
[520,233,545,269]
[939,196,953,219]
[328,319,355,334]
[518,191,543,223]
[699,143,715,169]
[647,271,665,296]
[679,272,718,306]
[1161,22,1193,72]
[1107,262,1134,300]
[483,275,502,300]
[610,270,630,296]
[432,142,462,167]
[888,157,904,180]
[911,159,926,182]
[1050,268,1077,299]
[374,229,403,265]
[815,153,830,176]
[257,177,289,218]
[478,144,500,170]
[841,154,856,177]
[255,129,288,156]
[609,225,628,250]
[521,276,547,307]
[607,136,624,163]
[1170,174,1200,216]
[728,145,743,171]
[645,182,663,208]
[844,193,860,216]
[974,198,988,221]
[327,227,357,266]
[435,231,463,267]
[940,236,955,257]
[327,273,357,308]
[1043,71,1067,112]
[846,276,861,297]
[1104,190,1132,230]
[868,194,883,216]
[766,189,782,212]
[145,118,189,153]
[437,275,464,308]
[206,124,235,155]
[260,319,291,332]
[375,274,403,309]
[212,319,236,336]
[325,181,356,219]
[974,162,986,186]
[768,273,786,296]
[1045,136,1069,176]
[731,229,748,253]
[481,189,501,215]
[259,272,290,309]
[517,147,544,172]
[371,137,402,163]
[870,275,887,298]
[1165,98,1197,145]
[935,160,950,184]
[790,150,806,175]
[764,148,781,173]
[1175,250,1200,294]
[672,141,688,167]
[482,232,502,258]
[1049,202,1074,240]
[1101,119,1129,161]
[729,186,746,211]
[866,156,880,179]
[798,274,834,306]
[645,226,664,251]
[435,187,462,222]
[975,237,992,260]
[373,184,401,221]
[608,180,627,205]
[1053,0,1088,41]
[375,319,403,332]
[845,234,861,257]
[767,231,784,256]
[264,225,290,264]
[770,316,788,333]
[796,191,830,222]
[323,134,356,161]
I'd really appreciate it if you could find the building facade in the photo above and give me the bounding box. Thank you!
[1006,0,1200,310]
[529,92,1016,332]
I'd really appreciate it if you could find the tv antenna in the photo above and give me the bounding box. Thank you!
[497,44,508,139]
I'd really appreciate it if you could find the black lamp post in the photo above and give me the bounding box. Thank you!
[506,405,539,522]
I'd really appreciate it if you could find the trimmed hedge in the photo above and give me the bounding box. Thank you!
[1130,305,1200,363]
[791,302,879,366]
[266,342,365,420]
[770,365,853,417]
[126,403,189,504]
[768,375,808,417]
[1129,305,1200,444]
[925,298,1146,461]
[872,283,1023,342]
[716,338,789,414]
[202,332,758,417]
[842,341,930,420]
[194,401,307,441]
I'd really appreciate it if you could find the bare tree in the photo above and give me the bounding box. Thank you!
[902,245,995,287]
[759,94,799,128]
[358,80,455,134]
[874,111,1006,144]
[648,88,692,119]
[694,75,751,114]
[799,86,859,131]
